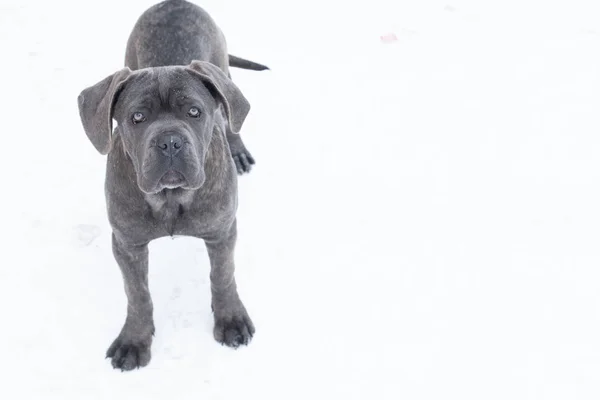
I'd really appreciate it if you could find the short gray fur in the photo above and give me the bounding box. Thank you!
[77,0,266,371]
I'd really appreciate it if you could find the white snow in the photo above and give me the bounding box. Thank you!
[2,0,600,398]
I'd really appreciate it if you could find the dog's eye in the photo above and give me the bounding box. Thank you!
[132,112,146,124]
[187,107,200,118]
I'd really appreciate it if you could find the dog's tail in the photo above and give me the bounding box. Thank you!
[228,54,269,71]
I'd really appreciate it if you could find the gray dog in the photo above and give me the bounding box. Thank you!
[77,0,267,371]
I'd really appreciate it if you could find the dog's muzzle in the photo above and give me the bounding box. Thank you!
[154,132,188,188]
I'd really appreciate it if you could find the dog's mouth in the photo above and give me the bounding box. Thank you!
[138,142,204,193]
[159,169,186,189]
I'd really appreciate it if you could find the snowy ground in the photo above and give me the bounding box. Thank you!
[2,0,600,398]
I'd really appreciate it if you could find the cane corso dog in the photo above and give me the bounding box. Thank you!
[77,0,268,371]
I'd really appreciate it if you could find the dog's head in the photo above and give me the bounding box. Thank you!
[77,61,249,194]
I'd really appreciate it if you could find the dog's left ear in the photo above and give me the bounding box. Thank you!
[186,61,250,134]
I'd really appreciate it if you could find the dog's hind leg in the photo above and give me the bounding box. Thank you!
[226,128,255,175]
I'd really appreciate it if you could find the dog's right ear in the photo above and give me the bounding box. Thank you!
[77,68,132,155]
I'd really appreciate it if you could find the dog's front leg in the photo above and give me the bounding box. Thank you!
[205,220,255,347]
[106,233,154,371]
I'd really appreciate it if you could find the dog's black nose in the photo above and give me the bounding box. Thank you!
[157,134,184,157]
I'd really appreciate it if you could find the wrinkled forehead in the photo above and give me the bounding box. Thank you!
[114,67,215,115]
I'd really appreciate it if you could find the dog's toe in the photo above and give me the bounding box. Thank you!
[232,151,255,175]
[106,338,151,371]
[214,315,255,348]
[227,135,256,175]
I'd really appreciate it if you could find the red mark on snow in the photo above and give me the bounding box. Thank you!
[380,33,398,44]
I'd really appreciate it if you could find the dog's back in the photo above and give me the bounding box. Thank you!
[125,0,228,71]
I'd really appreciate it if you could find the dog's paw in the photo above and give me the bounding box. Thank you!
[232,149,255,175]
[227,135,255,174]
[214,313,255,348]
[106,337,152,371]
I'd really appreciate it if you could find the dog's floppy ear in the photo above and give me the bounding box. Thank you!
[77,68,132,154]
[186,60,250,134]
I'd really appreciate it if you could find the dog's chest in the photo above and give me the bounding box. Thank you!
[144,188,231,238]
[153,202,182,234]
[145,189,191,235]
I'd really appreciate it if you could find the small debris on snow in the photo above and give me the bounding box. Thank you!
[74,224,101,247]
[380,33,398,44]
